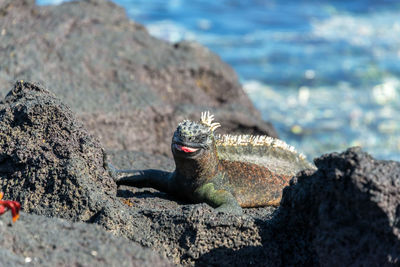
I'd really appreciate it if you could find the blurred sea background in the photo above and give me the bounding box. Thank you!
[37,0,400,161]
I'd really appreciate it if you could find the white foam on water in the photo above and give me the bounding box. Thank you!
[312,11,400,48]
[243,78,400,161]
[145,20,196,43]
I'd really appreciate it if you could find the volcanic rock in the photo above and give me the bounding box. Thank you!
[275,147,400,266]
[0,212,173,266]
[0,81,117,221]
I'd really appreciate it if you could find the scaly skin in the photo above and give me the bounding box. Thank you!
[112,112,315,214]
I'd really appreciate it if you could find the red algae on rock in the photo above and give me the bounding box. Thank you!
[0,192,21,222]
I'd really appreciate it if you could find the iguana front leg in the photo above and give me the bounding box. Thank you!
[194,183,243,215]
[106,163,171,193]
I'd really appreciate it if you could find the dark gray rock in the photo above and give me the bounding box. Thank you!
[275,147,400,266]
[0,81,277,266]
[107,150,175,172]
[0,0,277,156]
[0,212,174,267]
[0,81,117,221]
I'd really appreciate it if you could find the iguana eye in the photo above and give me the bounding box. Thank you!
[199,134,208,142]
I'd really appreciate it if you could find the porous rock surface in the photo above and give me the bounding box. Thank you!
[0,82,277,266]
[0,212,173,267]
[0,81,116,221]
[275,147,400,266]
[0,0,277,156]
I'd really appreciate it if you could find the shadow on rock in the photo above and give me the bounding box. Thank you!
[273,147,400,266]
[117,188,177,201]
[195,217,281,267]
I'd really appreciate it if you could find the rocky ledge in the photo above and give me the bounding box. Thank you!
[0,212,173,266]
[0,81,399,266]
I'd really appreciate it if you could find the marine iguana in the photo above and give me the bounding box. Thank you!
[110,111,316,214]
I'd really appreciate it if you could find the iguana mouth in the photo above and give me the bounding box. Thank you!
[174,144,199,153]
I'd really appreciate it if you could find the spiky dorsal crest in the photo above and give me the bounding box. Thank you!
[215,134,315,176]
[200,111,221,132]
[215,134,305,160]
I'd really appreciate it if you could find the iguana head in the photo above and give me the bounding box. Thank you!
[171,111,220,159]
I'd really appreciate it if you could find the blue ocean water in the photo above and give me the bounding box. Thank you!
[37,0,400,161]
